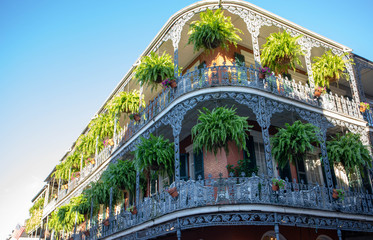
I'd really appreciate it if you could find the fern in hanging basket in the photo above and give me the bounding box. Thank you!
[106,90,145,117]
[134,134,174,177]
[326,132,371,177]
[134,51,174,91]
[271,120,320,169]
[191,106,251,156]
[261,31,304,75]
[187,8,242,52]
[101,160,137,195]
[312,50,353,88]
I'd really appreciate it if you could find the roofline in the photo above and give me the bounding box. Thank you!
[31,185,47,203]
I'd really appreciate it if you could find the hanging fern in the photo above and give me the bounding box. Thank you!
[26,198,44,233]
[261,30,304,74]
[101,160,137,195]
[134,134,174,178]
[187,8,242,52]
[312,50,353,88]
[271,120,320,169]
[134,51,174,91]
[191,106,251,156]
[106,90,146,118]
[327,133,371,177]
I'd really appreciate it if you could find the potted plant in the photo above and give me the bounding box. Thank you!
[271,121,320,173]
[101,160,137,196]
[161,77,177,89]
[89,158,95,165]
[187,8,242,52]
[261,31,304,75]
[271,178,285,191]
[134,51,175,91]
[63,184,68,189]
[314,86,326,98]
[192,107,252,178]
[327,133,371,180]
[166,186,179,198]
[332,188,345,201]
[134,134,174,178]
[126,205,138,215]
[258,67,272,80]
[103,218,110,226]
[103,139,114,147]
[129,113,141,122]
[360,102,370,113]
[312,50,354,88]
[106,90,146,117]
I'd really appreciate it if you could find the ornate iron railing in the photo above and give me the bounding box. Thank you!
[121,63,363,146]
[49,64,367,227]
[81,173,373,239]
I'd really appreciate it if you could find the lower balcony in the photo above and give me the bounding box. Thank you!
[78,174,373,240]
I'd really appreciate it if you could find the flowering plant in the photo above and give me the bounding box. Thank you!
[333,188,345,201]
[360,102,370,110]
[259,66,272,75]
[315,86,326,93]
[271,178,285,189]
[161,78,176,88]
[103,139,114,147]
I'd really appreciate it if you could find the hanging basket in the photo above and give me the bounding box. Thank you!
[155,75,163,84]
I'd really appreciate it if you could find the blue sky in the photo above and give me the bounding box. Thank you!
[0,0,372,238]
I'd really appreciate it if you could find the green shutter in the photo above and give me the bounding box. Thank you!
[180,153,188,181]
[234,52,245,66]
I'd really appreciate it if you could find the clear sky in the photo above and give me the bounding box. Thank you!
[0,0,372,238]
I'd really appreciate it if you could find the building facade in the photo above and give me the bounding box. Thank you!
[29,1,373,240]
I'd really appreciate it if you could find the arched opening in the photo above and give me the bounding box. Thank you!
[261,230,287,240]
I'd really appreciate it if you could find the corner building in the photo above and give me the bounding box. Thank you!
[33,1,373,240]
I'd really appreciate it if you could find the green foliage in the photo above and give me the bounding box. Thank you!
[48,201,84,233]
[89,113,120,143]
[226,157,258,177]
[70,195,90,215]
[271,120,320,169]
[134,52,174,91]
[187,8,242,52]
[272,178,286,189]
[312,50,353,88]
[26,198,44,233]
[191,106,251,156]
[327,133,372,177]
[261,31,304,74]
[134,134,174,177]
[106,90,146,117]
[54,151,81,180]
[29,197,44,215]
[101,160,137,195]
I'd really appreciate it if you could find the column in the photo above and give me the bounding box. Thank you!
[174,134,180,181]
[174,48,179,77]
[317,127,334,201]
[255,97,274,177]
[344,56,361,104]
[136,171,140,207]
